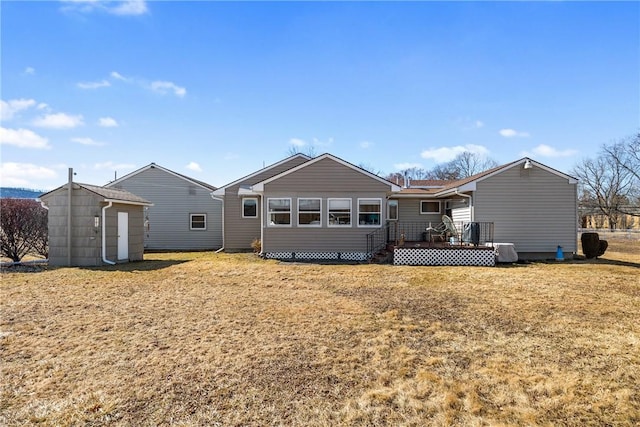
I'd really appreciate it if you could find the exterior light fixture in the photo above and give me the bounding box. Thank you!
[523,159,532,169]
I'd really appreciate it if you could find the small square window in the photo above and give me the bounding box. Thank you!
[190,214,206,230]
[243,198,258,218]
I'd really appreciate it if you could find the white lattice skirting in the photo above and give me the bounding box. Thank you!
[264,252,369,261]
[393,248,496,266]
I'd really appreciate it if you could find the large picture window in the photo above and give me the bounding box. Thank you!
[328,198,351,226]
[268,198,291,226]
[420,200,441,214]
[298,198,321,226]
[358,198,382,226]
[190,214,206,230]
[242,198,258,218]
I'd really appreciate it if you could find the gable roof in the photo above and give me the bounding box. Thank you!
[105,163,216,191]
[212,153,312,196]
[251,153,402,192]
[434,157,577,196]
[40,183,152,206]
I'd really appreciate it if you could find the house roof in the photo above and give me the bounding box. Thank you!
[40,183,153,206]
[212,153,312,196]
[251,153,402,192]
[394,157,577,198]
[105,163,217,191]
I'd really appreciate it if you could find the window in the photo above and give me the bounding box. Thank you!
[328,198,351,226]
[387,199,398,221]
[242,198,258,218]
[268,198,291,226]
[190,214,206,230]
[420,200,441,214]
[358,199,382,227]
[298,198,321,226]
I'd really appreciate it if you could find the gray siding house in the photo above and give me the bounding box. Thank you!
[212,154,311,251]
[105,163,222,251]
[390,158,578,259]
[215,153,401,260]
[40,182,152,266]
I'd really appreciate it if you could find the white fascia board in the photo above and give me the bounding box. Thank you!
[214,154,312,192]
[104,198,154,207]
[238,187,260,196]
[212,188,225,197]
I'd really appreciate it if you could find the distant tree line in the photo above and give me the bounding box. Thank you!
[0,199,48,262]
[386,152,498,183]
[572,133,640,230]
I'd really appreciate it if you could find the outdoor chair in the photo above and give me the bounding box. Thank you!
[442,215,462,245]
[425,221,447,244]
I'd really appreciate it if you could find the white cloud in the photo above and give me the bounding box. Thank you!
[420,144,489,163]
[32,113,84,129]
[524,144,578,158]
[393,162,423,170]
[0,162,57,187]
[71,137,105,146]
[110,0,148,16]
[186,162,202,172]
[499,128,530,138]
[0,127,51,149]
[94,161,136,171]
[77,79,111,89]
[98,117,118,127]
[360,141,373,149]
[0,98,37,121]
[289,138,307,147]
[110,71,130,82]
[150,80,186,97]
[24,67,35,75]
[475,120,484,128]
[61,1,148,16]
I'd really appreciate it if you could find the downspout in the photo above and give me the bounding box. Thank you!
[101,201,116,265]
[454,190,474,221]
[259,195,265,256]
[211,193,225,252]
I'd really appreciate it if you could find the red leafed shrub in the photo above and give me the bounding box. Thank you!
[0,198,48,262]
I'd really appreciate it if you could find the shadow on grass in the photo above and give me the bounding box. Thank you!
[496,258,640,269]
[82,259,189,272]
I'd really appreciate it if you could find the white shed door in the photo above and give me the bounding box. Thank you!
[117,212,129,260]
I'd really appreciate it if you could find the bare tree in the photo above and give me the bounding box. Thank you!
[602,133,640,216]
[1,199,48,262]
[447,152,499,178]
[573,152,634,230]
[287,145,317,158]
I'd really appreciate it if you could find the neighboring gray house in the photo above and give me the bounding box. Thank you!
[212,154,311,251]
[390,157,579,259]
[105,163,222,251]
[40,180,152,266]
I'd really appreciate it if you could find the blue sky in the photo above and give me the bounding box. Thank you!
[1,1,638,190]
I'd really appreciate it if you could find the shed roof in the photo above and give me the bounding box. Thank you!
[40,183,152,205]
[105,163,217,191]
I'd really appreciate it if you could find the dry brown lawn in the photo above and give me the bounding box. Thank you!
[1,239,639,426]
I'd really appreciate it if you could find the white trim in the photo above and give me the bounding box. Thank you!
[189,213,207,230]
[387,199,398,221]
[212,154,311,196]
[297,198,322,227]
[328,198,352,227]
[252,153,402,192]
[420,200,441,214]
[357,198,382,228]
[267,197,292,227]
[238,187,260,196]
[103,198,154,207]
[242,197,259,218]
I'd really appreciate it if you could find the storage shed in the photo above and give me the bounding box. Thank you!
[40,176,152,267]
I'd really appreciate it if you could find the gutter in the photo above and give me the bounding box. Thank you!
[454,190,474,221]
[101,201,116,265]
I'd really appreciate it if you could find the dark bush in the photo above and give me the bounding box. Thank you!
[581,232,608,259]
[0,199,48,262]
